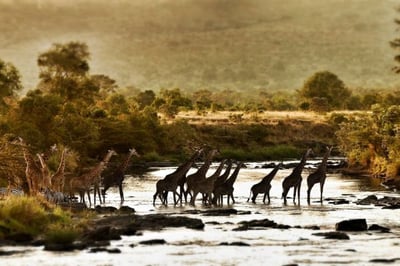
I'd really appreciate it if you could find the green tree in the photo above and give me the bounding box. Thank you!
[0,59,22,110]
[37,41,99,103]
[298,71,351,110]
[390,16,400,73]
[135,90,156,110]
[155,88,192,118]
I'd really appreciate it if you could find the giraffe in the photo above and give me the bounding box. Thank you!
[247,162,282,204]
[69,149,116,207]
[37,153,52,191]
[307,146,333,204]
[212,161,244,206]
[18,138,42,196]
[152,148,203,206]
[189,159,227,206]
[213,159,233,191]
[102,148,140,204]
[282,148,313,205]
[185,149,219,204]
[93,149,117,206]
[51,146,69,193]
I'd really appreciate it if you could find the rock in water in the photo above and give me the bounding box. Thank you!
[336,219,368,231]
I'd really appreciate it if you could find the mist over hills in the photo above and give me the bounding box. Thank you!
[0,0,399,93]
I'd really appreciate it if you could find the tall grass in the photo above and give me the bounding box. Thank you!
[0,196,81,243]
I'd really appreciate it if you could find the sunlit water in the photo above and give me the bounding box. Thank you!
[2,160,400,266]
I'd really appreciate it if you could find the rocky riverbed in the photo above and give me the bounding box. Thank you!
[1,161,400,266]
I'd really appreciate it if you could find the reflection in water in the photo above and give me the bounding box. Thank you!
[2,162,400,266]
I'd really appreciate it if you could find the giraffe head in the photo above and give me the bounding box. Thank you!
[129,148,140,157]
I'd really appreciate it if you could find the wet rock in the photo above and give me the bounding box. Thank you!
[382,205,400,210]
[5,232,33,243]
[201,208,238,216]
[330,198,350,205]
[119,206,135,214]
[303,225,320,230]
[94,205,118,214]
[83,226,121,242]
[370,258,399,263]
[368,224,390,233]
[44,241,86,251]
[139,239,167,245]
[0,250,26,256]
[336,219,368,231]
[356,195,378,205]
[234,218,292,231]
[89,247,121,253]
[133,214,205,230]
[313,231,350,240]
[219,241,250,246]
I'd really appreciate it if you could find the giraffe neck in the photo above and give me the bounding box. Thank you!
[54,148,67,176]
[23,148,40,170]
[318,148,332,172]
[118,152,134,173]
[175,150,201,173]
[218,160,232,180]
[102,150,115,167]
[226,163,242,186]
[263,163,280,183]
[211,160,226,177]
[292,151,309,177]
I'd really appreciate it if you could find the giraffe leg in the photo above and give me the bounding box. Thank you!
[297,181,302,205]
[307,183,314,205]
[119,184,124,204]
[293,186,297,203]
[320,181,325,204]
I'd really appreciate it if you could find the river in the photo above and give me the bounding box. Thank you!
[1,160,399,266]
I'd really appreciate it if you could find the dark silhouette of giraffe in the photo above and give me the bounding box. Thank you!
[213,161,244,206]
[153,148,203,206]
[18,138,42,196]
[93,149,117,205]
[102,148,140,204]
[282,148,313,205]
[189,159,227,206]
[247,162,282,204]
[211,159,233,205]
[185,149,219,204]
[69,149,116,207]
[51,146,69,193]
[307,146,333,204]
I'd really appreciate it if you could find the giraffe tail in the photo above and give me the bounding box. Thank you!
[247,190,252,202]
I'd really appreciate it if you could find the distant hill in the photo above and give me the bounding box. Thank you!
[0,0,399,93]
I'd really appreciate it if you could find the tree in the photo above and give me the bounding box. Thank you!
[0,59,22,110]
[390,15,400,73]
[37,42,99,103]
[298,71,351,110]
[135,90,156,110]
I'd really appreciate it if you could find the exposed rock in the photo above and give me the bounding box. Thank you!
[313,231,350,240]
[0,250,26,256]
[5,232,33,243]
[139,239,167,245]
[356,195,378,205]
[336,219,368,231]
[119,206,135,214]
[83,226,121,242]
[219,241,250,246]
[201,208,238,216]
[89,247,121,253]
[369,258,399,263]
[94,205,118,214]
[44,241,86,251]
[233,218,292,231]
[303,225,320,230]
[368,224,390,233]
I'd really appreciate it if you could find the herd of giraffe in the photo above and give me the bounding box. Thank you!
[153,146,333,206]
[10,137,333,207]
[14,137,140,206]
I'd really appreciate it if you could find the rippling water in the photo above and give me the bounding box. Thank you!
[2,161,399,266]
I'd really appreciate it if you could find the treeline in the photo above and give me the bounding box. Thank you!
[0,41,399,188]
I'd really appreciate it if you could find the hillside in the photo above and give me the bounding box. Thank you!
[0,0,399,92]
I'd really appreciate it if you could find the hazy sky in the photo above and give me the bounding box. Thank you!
[0,0,399,92]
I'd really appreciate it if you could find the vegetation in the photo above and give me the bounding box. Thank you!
[0,196,81,243]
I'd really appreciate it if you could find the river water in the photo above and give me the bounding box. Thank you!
[2,160,400,266]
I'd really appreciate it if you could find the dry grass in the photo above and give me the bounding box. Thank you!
[174,111,327,125]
